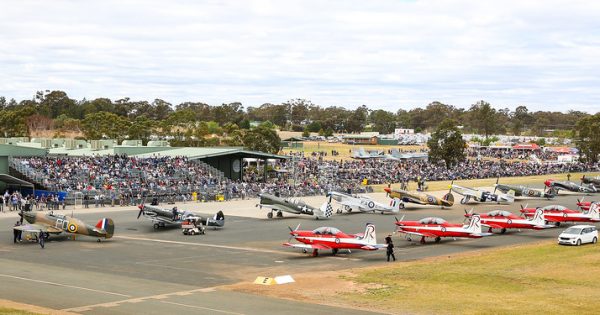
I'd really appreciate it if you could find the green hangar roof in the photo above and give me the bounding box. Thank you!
[130,147,288,160]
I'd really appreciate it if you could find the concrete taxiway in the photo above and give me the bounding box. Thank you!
[0,190,595,314]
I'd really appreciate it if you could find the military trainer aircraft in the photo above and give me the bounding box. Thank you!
[257,193,333,219]
[283,223,386,256]
[137,204,225,229]
[16,211,114,242]
[544,179,597,194]
[450,182,515,204]
[394,214,492,244]
[494,179,555,199]
[327,191,400,214]
[383,187,454,208]
[464,208,554,234]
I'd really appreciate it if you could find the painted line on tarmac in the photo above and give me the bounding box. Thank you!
[114,235,284,254]
[160,300,246,315]
[0,274,131,298]
[62,286,221,312]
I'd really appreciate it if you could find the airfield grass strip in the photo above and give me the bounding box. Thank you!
[342,241,600,315]
[0,307,41,315]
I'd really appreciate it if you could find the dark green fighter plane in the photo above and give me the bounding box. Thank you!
[16,211,114,242]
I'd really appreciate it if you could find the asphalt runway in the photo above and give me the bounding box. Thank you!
[0,190,597,314]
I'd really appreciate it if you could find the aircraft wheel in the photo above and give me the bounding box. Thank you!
[500,228,507,234]
[576,239,581,246]
[593,237,597,244]
[267,212,273,219]
[97,239,101,243]
[302,249,308,253]
[183,230,188,235]
[336,209,342,214]
[420,238,426,244]
[332,248,339,256]
[555,222,561,227]
[153,223,160,229]
[435,237,441,243]
[407,237,412,242]
[276,211,283,218]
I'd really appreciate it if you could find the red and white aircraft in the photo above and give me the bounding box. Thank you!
[465,209,554,234]
[394,215,492,244]
[283,223,386,256]
[521,203,600,226]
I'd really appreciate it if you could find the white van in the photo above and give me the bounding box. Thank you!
[558,225,598,246]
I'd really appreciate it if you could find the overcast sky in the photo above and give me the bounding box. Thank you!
[1,0,599,112]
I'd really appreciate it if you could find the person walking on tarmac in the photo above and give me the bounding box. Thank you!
[172,206,178,221]
[38,232,45,249]
[385,234,396,262]
[13,221,22,243]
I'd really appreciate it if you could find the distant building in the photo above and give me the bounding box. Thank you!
[394,128,414,139]
[343,134,379,145]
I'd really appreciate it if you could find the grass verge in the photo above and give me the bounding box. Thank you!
[343,241,600,314]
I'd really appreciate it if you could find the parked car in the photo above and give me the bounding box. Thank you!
[557,225,598,246]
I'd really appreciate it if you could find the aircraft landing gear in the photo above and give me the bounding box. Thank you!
[460,196,469,204]
[267,212,273,219]
[302,249,308,253]
[488,227,493,233]
[276,211,283,218]
[336,208,342,214]
[153,223,160,229]
[97,239,101,243]
[434,237,441,243]
[332,248,339,256]
[500,228,507,234]
[311,249,319,257]
[555,222,561,227]
[420,237,426,244]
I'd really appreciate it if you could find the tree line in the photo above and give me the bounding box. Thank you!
[0,91,597,156]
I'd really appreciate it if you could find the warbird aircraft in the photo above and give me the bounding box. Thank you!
[383,187,454,208]
[283,223,386,256]
[137,204,225,229]
[494,179,555,199]
[450,182,515,204]
[257,193,333,219]
[327,191,400,214]
[544,179,597,194]
[16,211,114,242]
[581,175,600,189]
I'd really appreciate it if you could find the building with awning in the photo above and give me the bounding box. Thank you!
[512,143,541,150]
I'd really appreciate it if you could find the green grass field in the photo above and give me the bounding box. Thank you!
[342,241,600,314]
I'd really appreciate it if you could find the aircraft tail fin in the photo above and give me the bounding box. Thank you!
[588,202,600,219]
[443,192,454,206]
[465,215,482,234]
[95,218,115,238]
[362,223,377,245]
[530,208,545,225]
[315,202,333,219]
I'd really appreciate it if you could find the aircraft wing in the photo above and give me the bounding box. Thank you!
[283,242,331,250]
[14,224,62,234]
[143,215,178,224]
[397,230,438,238]
[260,204,300,214]
[482,223,504,229]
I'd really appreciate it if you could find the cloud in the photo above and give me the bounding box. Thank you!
[0,0,599,112]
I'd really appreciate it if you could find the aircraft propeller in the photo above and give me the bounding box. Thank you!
[287,223,301,242]
[493,177,500,194]
[463,208,474,223]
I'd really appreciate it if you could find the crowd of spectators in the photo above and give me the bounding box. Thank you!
[10,152,599,206]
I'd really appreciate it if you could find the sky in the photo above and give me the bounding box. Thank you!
[1,0,599,112]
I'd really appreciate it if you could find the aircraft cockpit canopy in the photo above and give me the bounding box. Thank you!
[487,210,512,217]
[542,205,566,211]
[312,227,341,235]
[419,217,446,225]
